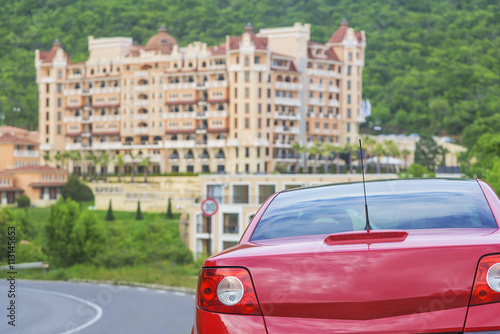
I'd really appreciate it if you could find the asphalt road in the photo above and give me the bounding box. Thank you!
[0,280,195,334]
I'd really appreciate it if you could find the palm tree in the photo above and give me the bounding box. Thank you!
[343,143,359,173]
[85,152,98,181]
[320,142,336,174]
[115,154,126,182]
[383,140,399,173]
[308,142,322,174]
[129,152,140,183]
[361,135,376,173]
[401,148,411,170]
[291,142,306,173]
[54,152,62,168]
[373,144,385,173]
[70,151,82,175]
[99,152,110,182]
[139,156,151,183]
[331,145,343,174]
[62,151,72,172]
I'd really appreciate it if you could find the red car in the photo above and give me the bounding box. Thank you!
[193,179,500,333]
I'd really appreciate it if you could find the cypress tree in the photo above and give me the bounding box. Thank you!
[105,200,114,221]
[166,198,173,219]
[136,200,143,220]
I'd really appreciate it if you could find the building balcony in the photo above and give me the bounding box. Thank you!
[81,130,91,137]
[134,86,149,92]
[134,127,149,134]
[274,112,299,120]
[64,116,82,123]
[226,139,240,146]
[83,104,92,111]
[134,100,149,107]
[207,139,226,148]
[163,112,195,120]
[253,138,269,146]
[82,116,92,123]
[274,126,299,134]
[68,73,82,80]
[92,87,120,94]
[91,142,123,150]
[82,89,92,96]
[64,89,82,96]
[327,85,340,93]
[273,154,297,161]
[209,64,226,71]
[134,70,149,77]
[309,98,325,106]
[207,81,228,88]
[196,82,208,89]
[65,143,81,151]
[208,111,227,118]
[93,115,121,122]
[307,69,339,78]
[14,150,39,158]
[274,97,301,107]
[195,126,207,134]
[328,100,340,107]
[134,114,149,121]
[309,84,325,91]
[195,112,208,119]
[163,82,197,90]
[275,82,301,91]
[273,141,293,148]
[164,140,196,149]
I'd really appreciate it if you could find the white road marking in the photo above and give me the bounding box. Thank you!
[23,287,103,334]
[156,290,167,294]
[137,287,148,291]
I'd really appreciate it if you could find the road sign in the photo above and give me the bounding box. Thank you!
[201,198,218,217]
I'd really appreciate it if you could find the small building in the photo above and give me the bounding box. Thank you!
[0,166,68,207]
[0,127,40,171]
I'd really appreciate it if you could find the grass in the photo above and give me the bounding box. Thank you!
[4,201,200,290]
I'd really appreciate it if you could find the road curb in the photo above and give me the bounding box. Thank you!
[68,278,197,295]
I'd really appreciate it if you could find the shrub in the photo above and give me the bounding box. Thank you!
[106,200,114,221]
[16,194,31,209]
[62,175,94,202]
[136,201,143,220]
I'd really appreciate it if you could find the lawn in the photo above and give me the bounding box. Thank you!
[2,200,202,290]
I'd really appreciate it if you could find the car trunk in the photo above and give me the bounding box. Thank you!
[207,228,500,333]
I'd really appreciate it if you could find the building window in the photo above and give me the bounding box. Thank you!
[347,108,351,118]
[245,71,250,82]
[57,112,61,121]
[46,125,49,134]
[258,184,276,203]
[258,88,261,98]
[57,98,61,107]
[267,89,271,98]
[57,125,61,134]
[46,84,49,93]
[347,66,352,75]
[245,87,249,98]
[245,103,249,113]
[254,56,260,64]
[245,147,250,157]
[347,123,351,133]
[46,98,49,107]
[245,118,249,129]
[233,185,249,204]
[245,57,249,66]
[348,52,352,61]
[258,72,262,82]
[234,88,237,98]
[58,70,62,79]
[207,185,223,203]
[234,72,238,82]
[57,83,62,93]
[347,80,351,90]
[258,104,261,114]
[46,112,49,121]
[347,95,351,104]
[223,213,239,234]
[236,56,239,64]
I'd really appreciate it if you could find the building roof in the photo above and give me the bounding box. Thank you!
[0,126,30,135]
[327,19,364,44]
[145,26,178,54]
[38,40,72,64]
[209,45,227,55]
[4,165,66,173]
[29,182,66,188]
[229,25,268,51]
[0,133,38,145]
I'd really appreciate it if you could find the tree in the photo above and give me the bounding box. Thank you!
[70,151,82,175]
[70,210,106,265]
[414,134,443,172]
[398,163,435,178]
[361,135,376,173]
[139,156,151,182]
[85,153,98,181]
[320,142,336,174]
[106,200,114,221]
[308,142,322,174]
[166,198,173,219]
[43,152,51,166]
[99,152,110,182]
[129,153,140,183]
[136,201,143,220]
[115,154,126,182]
[16,194,30,210]
[383,140,399,173]
[401,148,411,170]
[62,175,94,202]
[44,198,81,267]
[373,144,385,173]
[291,142,306,173]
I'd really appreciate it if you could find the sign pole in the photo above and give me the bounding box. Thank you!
[201,198,218,256]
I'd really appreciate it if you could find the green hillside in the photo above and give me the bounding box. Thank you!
[1,0,499,148]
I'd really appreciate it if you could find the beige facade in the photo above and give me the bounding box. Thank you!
[0,126,40,171]
[35,21,366,175]
[0,166,68,207]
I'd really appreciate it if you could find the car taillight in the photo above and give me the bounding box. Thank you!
[470,254,500,306]
[197,267,262,315]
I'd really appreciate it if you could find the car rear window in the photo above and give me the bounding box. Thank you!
[251,179,498,241]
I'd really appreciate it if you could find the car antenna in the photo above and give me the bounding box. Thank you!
[359,138,372,231]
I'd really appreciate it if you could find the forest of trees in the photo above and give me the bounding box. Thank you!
[1,0,499,145]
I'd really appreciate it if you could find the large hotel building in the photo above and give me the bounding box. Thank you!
[35,21,365,174]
